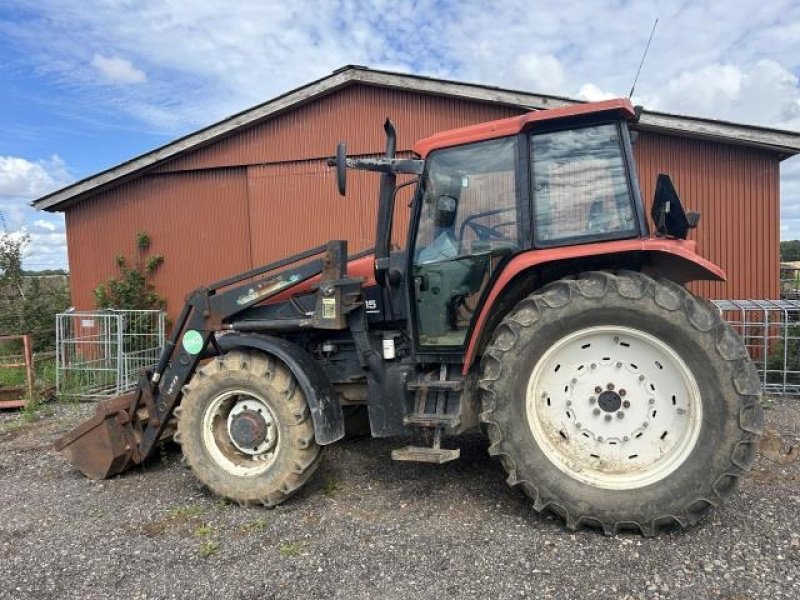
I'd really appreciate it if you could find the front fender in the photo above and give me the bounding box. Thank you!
[216,333,344,445]
[463,238,725,374]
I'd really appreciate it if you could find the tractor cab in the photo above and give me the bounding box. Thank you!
[396,100,648,356]
[408,114,643,350]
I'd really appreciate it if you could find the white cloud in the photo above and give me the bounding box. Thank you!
[578,83,618,102]
[34,219,57,231]
[91,53,147,84]
[0,155,71,270]
[0,155,72,199]
[641,60,800,130]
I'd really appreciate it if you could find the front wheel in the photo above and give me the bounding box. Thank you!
[175,350,321,506]
[479,271,763,535]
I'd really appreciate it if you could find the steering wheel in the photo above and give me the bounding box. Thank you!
[465,220,509,241]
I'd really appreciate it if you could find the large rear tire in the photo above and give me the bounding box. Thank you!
[479,271,763,535]
[175,350,321,506]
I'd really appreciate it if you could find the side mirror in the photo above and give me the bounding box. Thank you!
[651,174,700,239]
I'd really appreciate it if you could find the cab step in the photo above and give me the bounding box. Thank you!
[391,445,461,464]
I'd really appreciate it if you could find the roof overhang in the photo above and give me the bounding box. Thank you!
[34,65,800,212]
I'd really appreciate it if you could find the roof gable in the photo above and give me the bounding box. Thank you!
[34,65,800,212]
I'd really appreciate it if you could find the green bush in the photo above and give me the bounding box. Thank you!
[94,232,165,311]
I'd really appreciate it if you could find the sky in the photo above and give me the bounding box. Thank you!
[1,0,799,270]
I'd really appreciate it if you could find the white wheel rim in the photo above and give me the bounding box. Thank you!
[201,389,280,477]
[526,325,702,490]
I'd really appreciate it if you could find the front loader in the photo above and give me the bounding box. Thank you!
[56,98,763,535]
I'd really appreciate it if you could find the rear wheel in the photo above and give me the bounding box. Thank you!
[175,350,321,506]
[479,271,763,535]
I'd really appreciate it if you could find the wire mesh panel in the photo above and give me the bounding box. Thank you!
[713,300,800,396]
[56,310,165,400]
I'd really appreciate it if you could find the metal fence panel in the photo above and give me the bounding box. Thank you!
[56,310,165,400]
[713,299,800,396]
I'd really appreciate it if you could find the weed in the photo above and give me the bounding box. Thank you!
[194,523,212,537]
[168,504,202,519]
[199,540,219,558]
[239,517,269,533]
[322,478,342,497]
[279,541,304,557]
[214,497,232,510]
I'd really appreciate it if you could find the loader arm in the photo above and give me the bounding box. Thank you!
[56,240,363,479]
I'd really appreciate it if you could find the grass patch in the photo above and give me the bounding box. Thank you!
[239,517,269,533]
[194,523,212,537]
[279,541,304,557]
[168,504,203,519]
[322,478,343,497]
[198,540,219,558]
[214,497,232,510]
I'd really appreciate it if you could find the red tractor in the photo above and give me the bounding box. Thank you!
[57,98,763,536]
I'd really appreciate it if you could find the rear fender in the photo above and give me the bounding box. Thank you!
[463,238,725,374]
[216,333,344,445]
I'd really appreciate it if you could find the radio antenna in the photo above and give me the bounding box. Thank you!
[629,18,658,98]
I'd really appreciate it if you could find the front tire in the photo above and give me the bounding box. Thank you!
[175,350,321,506]
[479,271,763,535]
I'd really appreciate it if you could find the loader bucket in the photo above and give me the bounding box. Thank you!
[54,393,142,479]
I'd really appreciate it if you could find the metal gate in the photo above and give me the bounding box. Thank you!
[56,310,165,400]
[713,300,800,396]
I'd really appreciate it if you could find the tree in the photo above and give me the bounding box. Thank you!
[780,240,800,262]
[0,212,70,352]
[0,213,28,301]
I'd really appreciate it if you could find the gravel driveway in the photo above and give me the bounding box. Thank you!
[0,397,798,600]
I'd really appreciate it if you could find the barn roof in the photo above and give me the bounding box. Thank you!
[34,65,800,212]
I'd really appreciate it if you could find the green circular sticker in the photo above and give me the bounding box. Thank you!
[182,330,204,355]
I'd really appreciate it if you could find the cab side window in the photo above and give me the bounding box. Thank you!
[531,124,636,245]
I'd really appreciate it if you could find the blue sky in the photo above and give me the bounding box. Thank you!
[1,0,799,270]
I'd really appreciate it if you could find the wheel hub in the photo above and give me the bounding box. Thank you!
[225,397,277,457]
[229,409,268,448]
[597,390,621,413]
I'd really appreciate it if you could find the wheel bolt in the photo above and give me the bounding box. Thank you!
[593,408,601,416]
[649,398,655,405]
[566,400,572,407]
[590,363,597,369]
[589,396,596,404]
[571,378,577,384]
[616,362,622,368]
[639,374,645,381]
[643,422,649,428]
[595,386,602,394]
[575,422,582,428]
[607,383,615,390]
[623,400,631,409]
[623,436,630,441]
[604,414,612,422]
[616,411,625,419]
[597,436,604,442]
[619,389,626,397]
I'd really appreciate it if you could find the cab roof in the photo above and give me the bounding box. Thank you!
[413,98,636,158]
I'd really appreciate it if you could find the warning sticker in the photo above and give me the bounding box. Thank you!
[322,297,336,320]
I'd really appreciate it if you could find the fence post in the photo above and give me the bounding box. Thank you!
[22,334,34,400]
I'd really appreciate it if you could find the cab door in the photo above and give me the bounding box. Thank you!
[409,136,522,350]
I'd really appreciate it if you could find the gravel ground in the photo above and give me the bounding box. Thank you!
[0,397,798,600]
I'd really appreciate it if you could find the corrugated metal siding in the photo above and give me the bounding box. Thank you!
[64,84,782,323]
[633,132,780,299]
[154,84,523,173]
[65,169,251,314]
